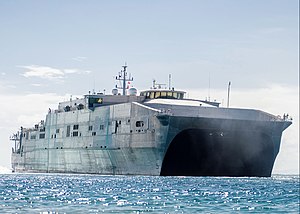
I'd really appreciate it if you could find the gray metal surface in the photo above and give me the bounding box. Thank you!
[11,92,292,177]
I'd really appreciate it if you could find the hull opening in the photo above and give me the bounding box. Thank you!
[160,129,275,177]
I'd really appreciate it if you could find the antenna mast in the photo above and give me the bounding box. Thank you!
[227,81,231,108]
[208,72,211,101]
[115,63,133,95]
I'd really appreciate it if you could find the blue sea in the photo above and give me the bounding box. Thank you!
[0,174,299,213]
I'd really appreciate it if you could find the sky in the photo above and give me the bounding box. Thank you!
[0,0,298,174]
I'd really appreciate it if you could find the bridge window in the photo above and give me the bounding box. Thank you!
[88,97,103,108]
[143,91,184,99]
[161,92,167,97]
[155,92,161,98]
[150,92,155,99]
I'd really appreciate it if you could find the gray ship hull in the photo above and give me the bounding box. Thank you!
[11,100,291,177]
[161,117,285,177]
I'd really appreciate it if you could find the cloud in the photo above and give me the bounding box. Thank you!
[1,72,6,76]
[20,65,65,79]
[63,69,91,74]
[72,56,87,62]
[64,69,79,74]
[19,65,91,81]
[31,83,42,87]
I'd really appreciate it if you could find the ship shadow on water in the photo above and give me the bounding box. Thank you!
[160,129,274,177]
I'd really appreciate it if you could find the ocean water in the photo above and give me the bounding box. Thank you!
[0,174,299,213]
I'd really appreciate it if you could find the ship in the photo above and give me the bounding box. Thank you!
[10,65,292,177]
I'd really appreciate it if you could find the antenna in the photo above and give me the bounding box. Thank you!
[168,74,171,90]
[152,79,156,89]
[208,72,211,102]
[227,81,231,108]
[152,79,166,89]
[93,75,95,94]
[115,63,133,95]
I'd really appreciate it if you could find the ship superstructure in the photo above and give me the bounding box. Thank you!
[11,65,292,176]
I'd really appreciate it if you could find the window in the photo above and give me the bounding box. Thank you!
[39,127,45,132]
[30,135,36,140]
[155,92,160,98]
[73,124,79,130]
[136,121,144,127]
[173,92,178,99]
[66,125,71,137]
[77,103,84,110]
[100,125,104,130]
[179,93,184,99]
[167,92,172,98]
[161,92,167,98]
[73,131,78,137]
[150,92,155,99]
[88,97,103,108]
[39,133,45,139]
[56,129,60,133]
[64,105,71,112]
[88,126,93,131]
[92,132,96,136]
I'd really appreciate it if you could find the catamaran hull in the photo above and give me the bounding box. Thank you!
[11,110,290,177]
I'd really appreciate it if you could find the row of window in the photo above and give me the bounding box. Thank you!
[140,91,184,100]
[26,120,146,140]
[25,128,59,138]
[88,125,104,131]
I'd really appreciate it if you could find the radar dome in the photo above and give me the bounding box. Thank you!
[112,88,118,95]
[128,87,137,96]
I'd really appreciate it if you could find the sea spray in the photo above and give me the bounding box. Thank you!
[0,166,11,174]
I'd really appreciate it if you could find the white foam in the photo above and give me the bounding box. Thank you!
[0,166,11,174]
